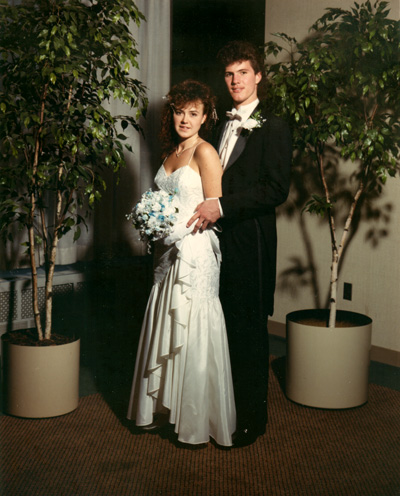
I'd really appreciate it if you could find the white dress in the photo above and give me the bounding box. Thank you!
[127,156,236,446]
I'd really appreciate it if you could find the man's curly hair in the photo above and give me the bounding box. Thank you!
[160,79,217,158]
[217,40,266,99]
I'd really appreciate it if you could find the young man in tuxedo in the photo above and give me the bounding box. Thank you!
[188,40,292,447]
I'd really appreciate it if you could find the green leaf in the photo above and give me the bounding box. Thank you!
[0,0,147,341]
[73,226,81,242]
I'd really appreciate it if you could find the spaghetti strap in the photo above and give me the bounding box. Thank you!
[187,142,202,166]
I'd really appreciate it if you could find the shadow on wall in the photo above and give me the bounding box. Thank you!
[277,148,393,309]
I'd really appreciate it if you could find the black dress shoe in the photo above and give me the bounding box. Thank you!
[232,428,260,448]
[140,413,169,432]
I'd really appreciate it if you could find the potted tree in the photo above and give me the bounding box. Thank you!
[264,0,400,408]
[0,0,147,417]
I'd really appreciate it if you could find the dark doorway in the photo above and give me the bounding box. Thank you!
[171,0,265,114]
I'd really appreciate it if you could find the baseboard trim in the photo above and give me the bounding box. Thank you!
[269,320,286,338]
[269,320,400,368]
[369,346,400,368]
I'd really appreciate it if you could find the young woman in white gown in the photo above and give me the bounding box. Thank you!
[127,80,236,447]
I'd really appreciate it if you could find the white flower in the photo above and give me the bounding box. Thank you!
[163,205,175,216]
[240,110,266,136]
[242,118,259,130]
[126,188,179,253]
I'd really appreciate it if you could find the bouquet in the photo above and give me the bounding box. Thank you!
[127,188,179,253]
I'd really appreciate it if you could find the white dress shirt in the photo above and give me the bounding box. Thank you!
[208,99,259,217]
[218,99,259,169]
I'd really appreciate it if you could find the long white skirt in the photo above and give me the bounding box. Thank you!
[127,230,236,446]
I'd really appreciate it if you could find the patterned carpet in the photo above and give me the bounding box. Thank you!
[1,357,400,496]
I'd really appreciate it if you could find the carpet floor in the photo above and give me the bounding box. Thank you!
[1,357,399,496]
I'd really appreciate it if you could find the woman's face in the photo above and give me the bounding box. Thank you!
[172,100,206,141]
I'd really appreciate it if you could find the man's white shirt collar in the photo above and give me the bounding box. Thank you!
[229,99,259,123]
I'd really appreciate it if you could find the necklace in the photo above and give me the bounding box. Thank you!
[175,136,199,157]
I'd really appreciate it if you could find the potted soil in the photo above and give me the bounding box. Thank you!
[0,0,147,417]
[265,1,400,407]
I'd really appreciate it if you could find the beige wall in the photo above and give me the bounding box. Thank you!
[265,0,400,360]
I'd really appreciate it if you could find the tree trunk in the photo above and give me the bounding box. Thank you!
[29,83,48,341]
[317,147,338,328]
[44,168,64,340]
[328,244,339,328]
[28,222,43,340]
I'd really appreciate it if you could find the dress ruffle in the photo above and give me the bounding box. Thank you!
[127,230,235,446]
[145,236,194,402]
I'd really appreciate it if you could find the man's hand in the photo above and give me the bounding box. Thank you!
[186,199,221,234]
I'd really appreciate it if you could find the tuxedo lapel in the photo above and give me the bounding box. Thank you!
[222,103,264,172]
[224,135,247,171]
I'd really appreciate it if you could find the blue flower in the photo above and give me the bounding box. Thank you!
[127,188,179,254]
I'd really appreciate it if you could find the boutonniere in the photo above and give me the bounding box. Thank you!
[240,110,266,137]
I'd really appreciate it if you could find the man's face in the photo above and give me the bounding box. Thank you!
[224,60,261,108]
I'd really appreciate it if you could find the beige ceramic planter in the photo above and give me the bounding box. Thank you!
[286,309,372,409]
[2,337,80,418]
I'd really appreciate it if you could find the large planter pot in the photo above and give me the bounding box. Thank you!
[1,335,80,418]
[286,309,372,409]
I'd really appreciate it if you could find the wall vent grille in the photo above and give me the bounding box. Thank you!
[0,268,85,334]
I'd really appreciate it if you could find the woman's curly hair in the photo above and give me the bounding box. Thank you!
[160,79,217,158]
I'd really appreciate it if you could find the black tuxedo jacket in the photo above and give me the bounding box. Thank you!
[215,105,292,316]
